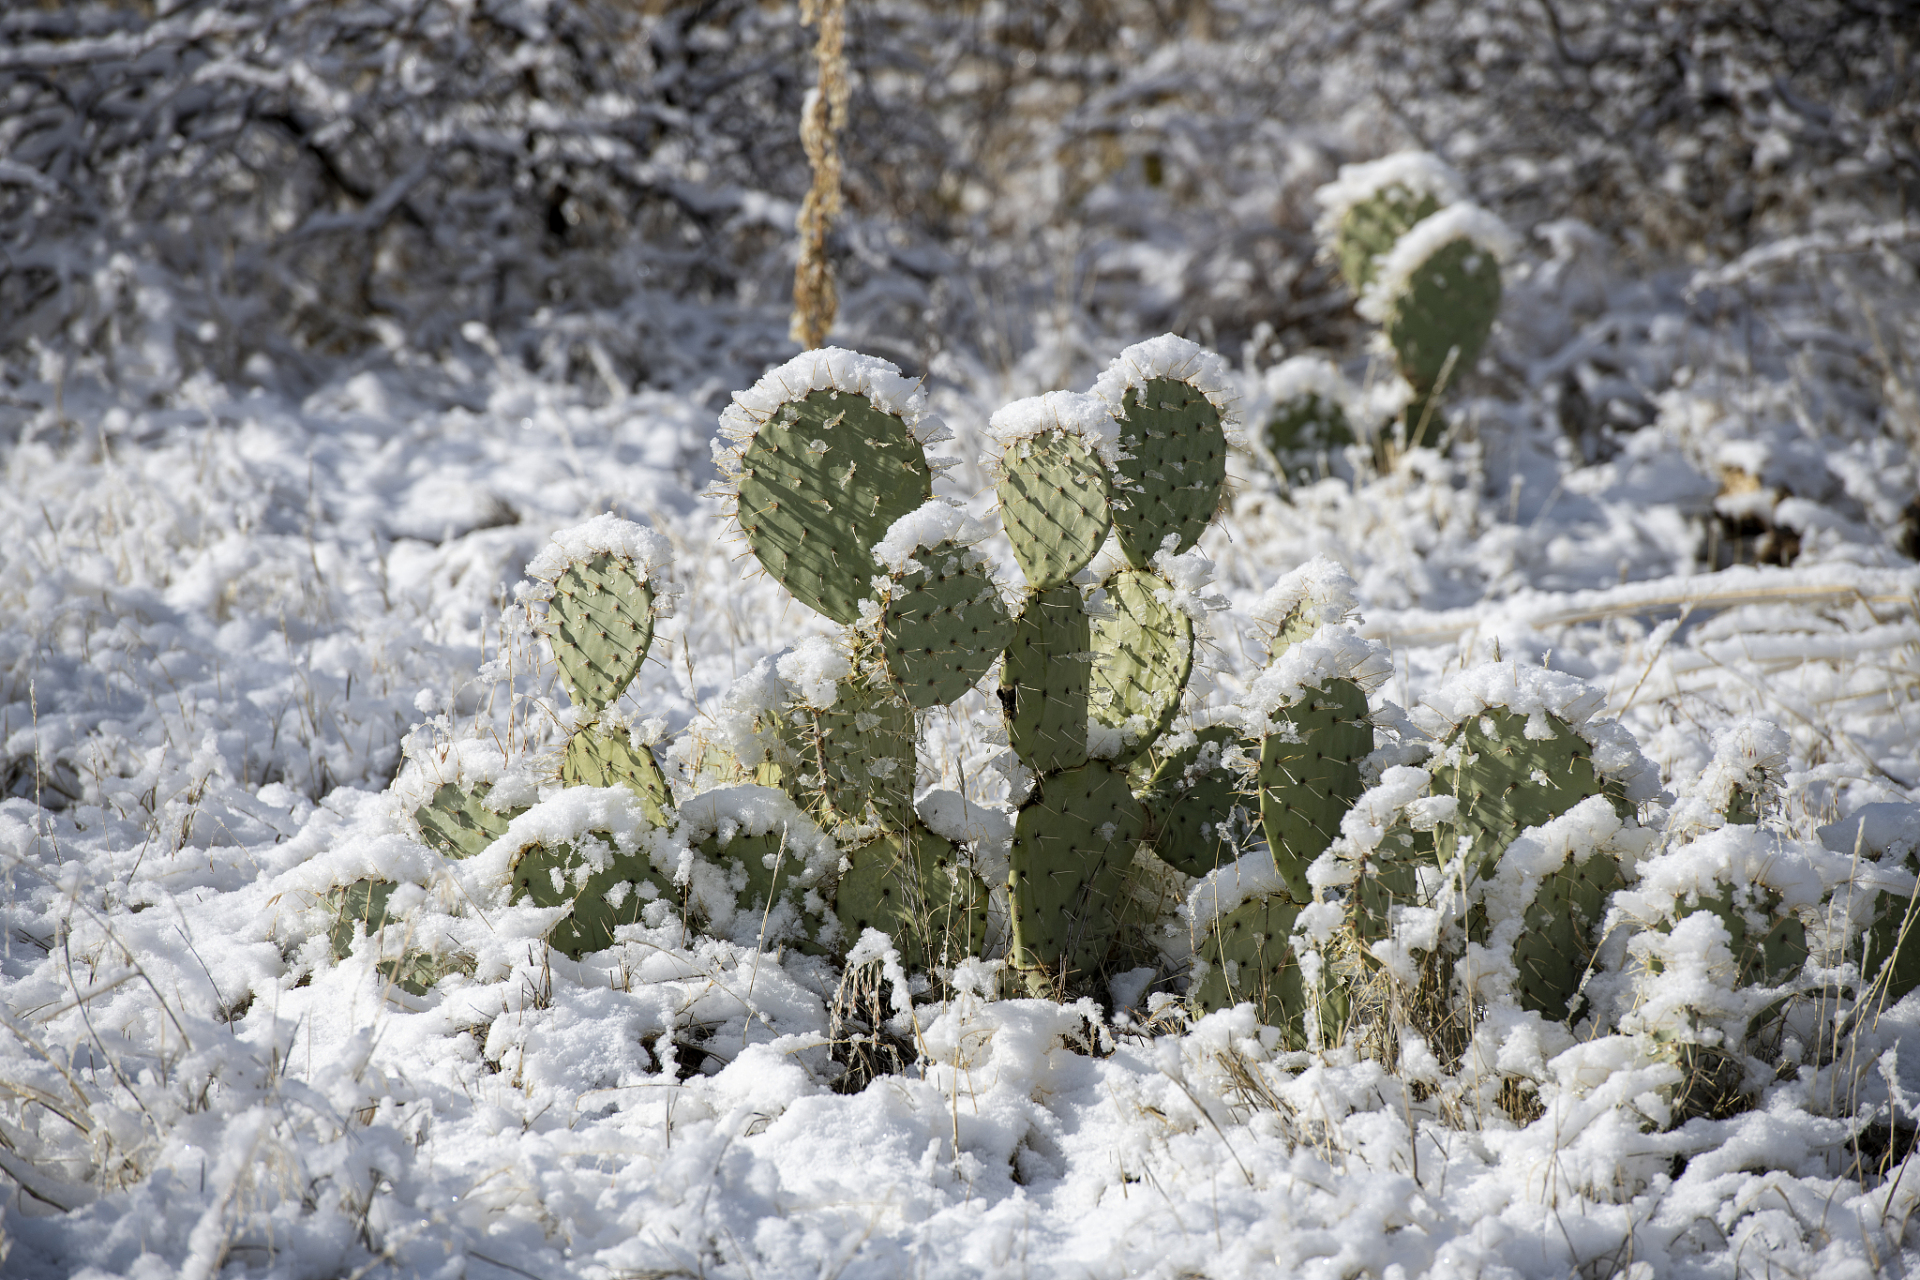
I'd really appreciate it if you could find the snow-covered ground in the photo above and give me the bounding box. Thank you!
[4,2,1920,1276]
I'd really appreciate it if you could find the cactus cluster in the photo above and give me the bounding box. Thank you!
[317,334,1920,1133]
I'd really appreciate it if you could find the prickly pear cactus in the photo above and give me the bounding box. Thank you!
[546,553,658,712]
[326,880,455,996]
[1335,185,1445,294]
[1267,392,1355,464]
[1138,725,1253,878]
[561,724,674,827]
[1258,679,1372,903]
[835,825,990,972]
[510,833,680,960]
[1190,893,1326,1047]
[1000,583,1093,776]
[415,782,522,861]
[1008,760,1145,989]
[735,388,934,625]
[1383,237,1502,396]
[1088,568,1193,768]
[878,538,1015,709]
[998,429,1111,590]
[1437,708,1618,882]
[782,670,919,833]
[1107,378,1227,567]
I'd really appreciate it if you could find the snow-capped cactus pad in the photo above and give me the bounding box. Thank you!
[989,391,1118,590]
[1358,203,1516,396]
[1313,149,1467,293]
[1260,355,1359,466]
[715,348,943,625]
[526,514,677,714]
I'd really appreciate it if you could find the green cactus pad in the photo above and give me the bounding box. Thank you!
[881,540,1016,710]
[1189,893,1320,1045]
[1511,852,1627,1022]
[1384,236,1502,395]
[1436,708,1617,882]
[327,880,460,995]
[1089,568,1194,768]
[1000,584,1092,776]
[1007,760,1145,987]
[1259,678,1372,903]
[835,825,990,971]
[415,782,522,861]
[547,553,657,713]
[784,676,919,832]
[1266,392,1355,462]
[510,836,679,960]
[561,724,675,827]
[1864,880,1920,1005]
[998,430,1111,589]
[1139,725,1254,878]
[702,827,825,952]
[1109,378,1227,567]
[1334,184,1442,294]
[736,389,935,625]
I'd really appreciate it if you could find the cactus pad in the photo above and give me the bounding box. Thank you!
[784,676,919,832]
[327,880,458,995]
[1089,568,1194,767]
[998,430,1111,589]
[415,782,522,861]
[547,553,657,713]
[1384,236,1502,395]
[737,388,934,624]
[881,540,1016,709]
[1189,893,1313,1044]
[1510,852,1626,1021]
[511,836,679,959]
[561,724,675,827]
[1109,378,1227,566]
[835,825,990,971]
[1259,678,1372,902]
[1334,184,1442,294]
[1000,584,1092,775]
[1266,392,1355,463]
[1007,760,1145,987]
[1436,708,1615,882]
[1139,725,1254,878]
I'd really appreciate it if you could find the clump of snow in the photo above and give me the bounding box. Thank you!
[524,512,678,610]
[1819,802,1920,861]
[716,346,944,445]
[869,497,992,575]
[711,656,791,770]
[1412,661,1663,803]
[1237,623,1392,735]
[1263,354,1354,411]
[1311,150,1467,242]
[1356,203,1520,323]
[457,784,661,901]
[774,635,850,710]
[1317,765,1435,886]
[1666,717,1792,839]
[1181,845,1291,933]
[1149,540,1229,622]
[1247,554,1363,638]
[1088,333,1247,449]
[986,389,1122,467]
[917,788,1013,847]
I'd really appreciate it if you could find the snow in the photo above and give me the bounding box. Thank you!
[1311,149,1469,242]
[717,346,943,445]
[523,512,677,602]
[1088,333,1248,450]
[868,497,992,576]
[774,634,851,710]
[985,389,1122,466]
[1356,203,1521,323]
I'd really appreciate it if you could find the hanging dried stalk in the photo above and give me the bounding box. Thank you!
[791,0,849,349]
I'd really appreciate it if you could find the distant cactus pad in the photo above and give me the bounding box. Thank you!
[547,552,657,713]
[998,430,1110,589]
[1109,377,1227,566]
[1189,893,1316,1046]
[1259,678,1371,903]
[737,389,934,624]
[415,782,521,861]
[1008,760,1144,985]
[1335,184,1442,294]
[881,540,1015,709]
[1000,584,1092,775]
[835,825,989,972]
[1385,237,1502,394]
[1089,568,1193,767]
[785,675,918,831]
[561,724,674,827]
[1139,725,1252,878]
[511,836,678,959]
[1265,392,1355,462]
